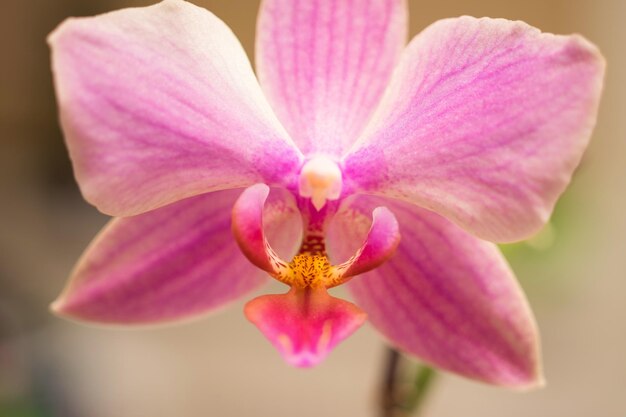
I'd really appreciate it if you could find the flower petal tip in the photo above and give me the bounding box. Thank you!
[503,372,546,392]
[49,295,90,324]
[46,19,68,46]
[245,289,367,367]
[567,33,605,60]
[514,358,546,391]
[525,375,547,391]
[371,207,401,250]
[48,292,89,323]
[49,297,65,316]
[486,346,545,390]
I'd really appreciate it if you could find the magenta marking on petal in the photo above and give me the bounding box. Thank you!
[245,288,367,367]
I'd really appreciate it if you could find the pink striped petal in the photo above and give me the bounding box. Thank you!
[343,17,605,242]
[52,188,301,324]
[49,0,302,217]
[256,0,407,155]
[327,196,542,388]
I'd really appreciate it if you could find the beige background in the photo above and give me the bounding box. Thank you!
[1,1,624,416]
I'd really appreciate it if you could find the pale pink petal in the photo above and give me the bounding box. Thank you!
[52,188,301,324]
[256,0,407,155]
[245,288,367,367]
[343,17,605,242]
[49,0,302,217]
[327,196,543,388]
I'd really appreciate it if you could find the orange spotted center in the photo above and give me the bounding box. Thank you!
[276,253,349,289]
[268,234,353,290]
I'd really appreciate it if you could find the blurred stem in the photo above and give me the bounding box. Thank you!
[405,365,437,413]
[380,348,437,417]
[381,348,402,417]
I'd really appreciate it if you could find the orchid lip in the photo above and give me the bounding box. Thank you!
[244,287,367,368]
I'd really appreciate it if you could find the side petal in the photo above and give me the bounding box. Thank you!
[343,17,605,242]
[327,196,543,388]
[52,188,301,325]
[256,0,407,155]
[49,0,302,217]
[231,184,280,274]
[335,207,401,282]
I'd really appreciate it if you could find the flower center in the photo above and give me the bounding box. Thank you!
[268,239,351,290]
[231,184,400,367]
[298,156,343,211]
[231,184,400,291]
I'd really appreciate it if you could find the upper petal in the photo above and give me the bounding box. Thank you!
[256,0,407,155]
[49,0,302,217]
[52,188,301,324]
[327,196,542,388]
[343,17,605,242]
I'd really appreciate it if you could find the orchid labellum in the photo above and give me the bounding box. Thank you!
[49,0,604,388]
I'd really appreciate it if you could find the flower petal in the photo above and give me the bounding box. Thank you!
[343,17,605,242]
[327,196,543,388]
[49,0,302,217]
[52,188,301,325]
[256,0,407,155]
[231,184,282,274]
[337,207,401,282]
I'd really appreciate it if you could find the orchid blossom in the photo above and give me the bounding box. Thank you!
[48,0,604,388]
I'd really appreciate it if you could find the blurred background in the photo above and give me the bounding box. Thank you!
[1,0,624,416]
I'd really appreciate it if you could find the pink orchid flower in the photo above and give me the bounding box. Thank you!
[48,0,604,388]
